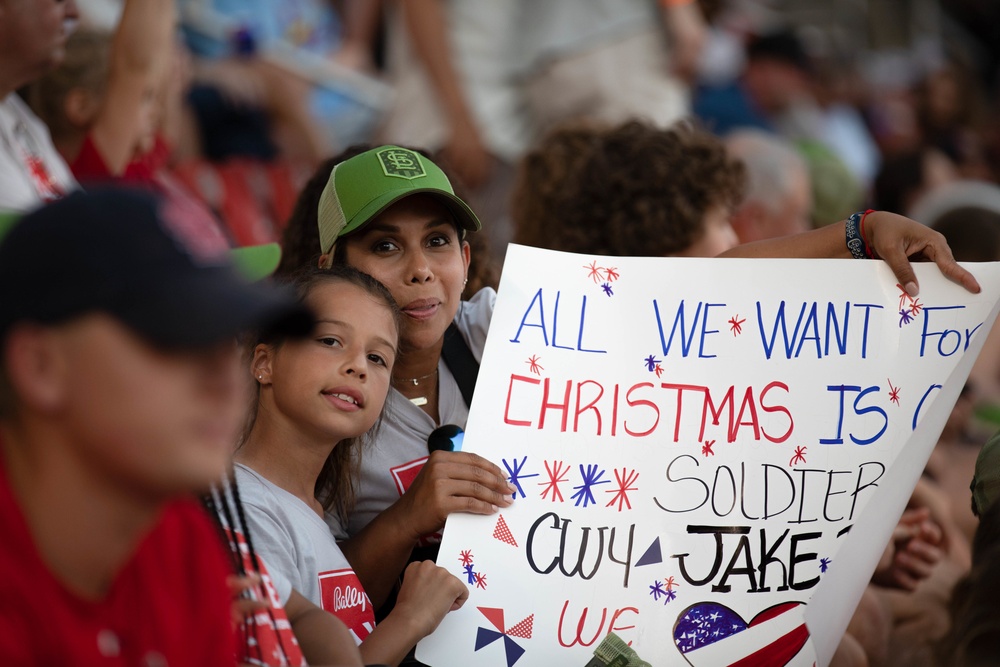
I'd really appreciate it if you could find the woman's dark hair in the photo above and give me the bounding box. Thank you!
[463,221,499,294]
[243,264,401,515]
[513,120,745,256]
[276,145,374,277]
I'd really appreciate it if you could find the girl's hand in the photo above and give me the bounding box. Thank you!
[865,211,980,296]
[395,450,516,541]
[393,560,469,638]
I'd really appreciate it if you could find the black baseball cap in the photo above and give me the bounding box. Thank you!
[0,189,312,348]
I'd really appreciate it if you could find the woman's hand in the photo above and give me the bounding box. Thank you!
[394,450,516,541]
[865,211,980,296]
[722,210,982,296]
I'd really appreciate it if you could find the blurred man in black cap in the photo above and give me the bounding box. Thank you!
[0,188,309,664]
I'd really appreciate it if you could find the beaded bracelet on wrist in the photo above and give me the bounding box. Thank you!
[846,210,876,259]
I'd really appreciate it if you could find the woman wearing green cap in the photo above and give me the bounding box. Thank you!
[316,146,513,611]
[314,145,981,613]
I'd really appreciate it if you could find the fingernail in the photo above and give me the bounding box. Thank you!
[905,282,919,297]
[506,482,517,492]
[491,504,499,512]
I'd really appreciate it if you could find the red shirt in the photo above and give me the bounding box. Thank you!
[0,462,237,666]
[70,134,168,185]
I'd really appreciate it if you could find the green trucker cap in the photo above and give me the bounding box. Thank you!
[317,146,481,254]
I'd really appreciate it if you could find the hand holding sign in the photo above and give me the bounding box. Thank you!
[723,210,982,297]
[392,451,516,541]
[865,211,980,296]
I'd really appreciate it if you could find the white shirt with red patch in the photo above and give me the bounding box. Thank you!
[329,288,495,543]
[0,93,76,212]
[235,464,376,644]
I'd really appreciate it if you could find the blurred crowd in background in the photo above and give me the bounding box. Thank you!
[7,1,1000,665]
[17,0,990,242]
[53,0,1000,256]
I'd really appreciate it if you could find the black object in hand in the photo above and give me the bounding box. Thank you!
[428,424,464,452]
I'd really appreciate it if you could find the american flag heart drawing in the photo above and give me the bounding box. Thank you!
[673,601,813,666]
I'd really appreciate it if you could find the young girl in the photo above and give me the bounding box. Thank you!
[234,264,467,666]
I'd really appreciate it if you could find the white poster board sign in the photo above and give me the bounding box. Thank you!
[418,245,1000,667]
